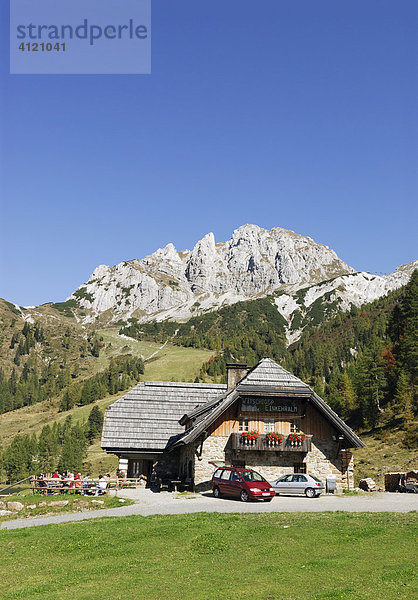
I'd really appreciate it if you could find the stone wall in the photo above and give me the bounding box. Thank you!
[191,435,354,492]
[193,436,229,491]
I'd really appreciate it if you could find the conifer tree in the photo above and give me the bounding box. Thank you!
[396,270,418,385]
[58,424,87,473]
[394,371,414,426]
[38,425,58,473]
[3,435,34,481]
[86,405,104,443]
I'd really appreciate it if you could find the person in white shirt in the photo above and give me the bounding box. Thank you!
[95,475,107,496]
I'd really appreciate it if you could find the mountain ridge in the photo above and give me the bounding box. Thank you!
[62,224,416,341]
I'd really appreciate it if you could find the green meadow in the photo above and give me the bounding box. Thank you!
[0,512,416,600]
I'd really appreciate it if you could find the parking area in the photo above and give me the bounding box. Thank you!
[2,488,417,530]
[117,487,418,514]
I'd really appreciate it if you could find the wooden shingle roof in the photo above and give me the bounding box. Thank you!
[101,381,226,452]
[238,358,310,391]
[102,358,364,453]
[170,359,365,449]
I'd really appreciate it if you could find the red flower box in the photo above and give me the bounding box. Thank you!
[265,432,284,444]
[240,430,260,442]
[287,432,306,444]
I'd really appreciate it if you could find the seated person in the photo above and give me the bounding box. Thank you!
[61,474,70,490]
[67,472,75,489]
[95,475,108,496]
[37,474,47,493]
[74,473,82,492]
[82,474,91,495]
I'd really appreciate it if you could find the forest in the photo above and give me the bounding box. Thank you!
[1,271,416,483]
[1,405,104,482]
[121,271,417,439]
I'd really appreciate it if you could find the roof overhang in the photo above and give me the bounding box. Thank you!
[171,387,364,450]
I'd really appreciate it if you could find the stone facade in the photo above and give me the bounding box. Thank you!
[185,434,354,493]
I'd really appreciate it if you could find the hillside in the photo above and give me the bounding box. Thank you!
[0,225,416,485]
[117,270,418,484]
[0,333,213,481]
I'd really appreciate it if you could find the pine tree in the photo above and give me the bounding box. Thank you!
[92,338,100,357]
[3,435,33,481]
[60,389,72,411]
[58,425,87,473]
[86,405,104,443]
[394,371,414,426]
[38,425,58,473]
[338,372,358,421]
[354,343,387,428]
[396,270,418,386]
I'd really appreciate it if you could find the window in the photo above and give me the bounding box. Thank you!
[290,419,300,433]
[293,475,307,482]
[240,471,265,482]
[264,418,275,433]
[294,463,307,474]
[238,417,249,432]
[220,470,231,480]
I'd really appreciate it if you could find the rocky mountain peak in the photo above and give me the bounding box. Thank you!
[68,225,415,331]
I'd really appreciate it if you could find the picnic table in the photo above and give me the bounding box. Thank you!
[30,477,110,496]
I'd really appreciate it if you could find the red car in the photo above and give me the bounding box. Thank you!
[211,466,275,502]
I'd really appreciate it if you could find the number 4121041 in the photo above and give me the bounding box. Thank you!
[18,42,66,52]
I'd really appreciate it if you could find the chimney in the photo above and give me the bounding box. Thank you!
[226,363,250,390]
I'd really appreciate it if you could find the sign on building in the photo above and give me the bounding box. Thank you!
[240,396,298,413]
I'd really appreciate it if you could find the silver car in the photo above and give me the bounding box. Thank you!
[269,473,324,498]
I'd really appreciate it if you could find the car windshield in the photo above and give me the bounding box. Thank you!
[240,471,265,482]
[310,475,322,482]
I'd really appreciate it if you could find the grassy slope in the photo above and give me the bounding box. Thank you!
[0,512,416,600]
[0,337,214,475]
[0,339,213,446]
[353,426,418,486]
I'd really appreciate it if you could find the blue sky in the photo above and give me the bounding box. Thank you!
[1,0,417,306]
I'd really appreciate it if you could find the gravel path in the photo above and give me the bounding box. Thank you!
[1,489,417,530]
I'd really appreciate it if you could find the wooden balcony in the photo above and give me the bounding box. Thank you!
[230,433,312,453]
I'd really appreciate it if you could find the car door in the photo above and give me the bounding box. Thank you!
[229,471,243,497]
[276,474,293,494]
[218,469,233,496]
[291,474,308,494]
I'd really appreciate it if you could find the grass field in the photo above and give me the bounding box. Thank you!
[0,512,416,600]
[143,344,214,381]
[98,329,214,381]
[0,489,133,524]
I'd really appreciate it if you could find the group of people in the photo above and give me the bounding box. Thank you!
[36,472,111,496]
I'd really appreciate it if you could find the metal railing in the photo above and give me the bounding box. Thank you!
[0,475,34,496]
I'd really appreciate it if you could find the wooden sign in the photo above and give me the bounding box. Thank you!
[240,396,298,413]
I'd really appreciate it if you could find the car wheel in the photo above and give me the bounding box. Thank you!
[240,489,249,502]
[213,486,221,499]
[305,487,316,498]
